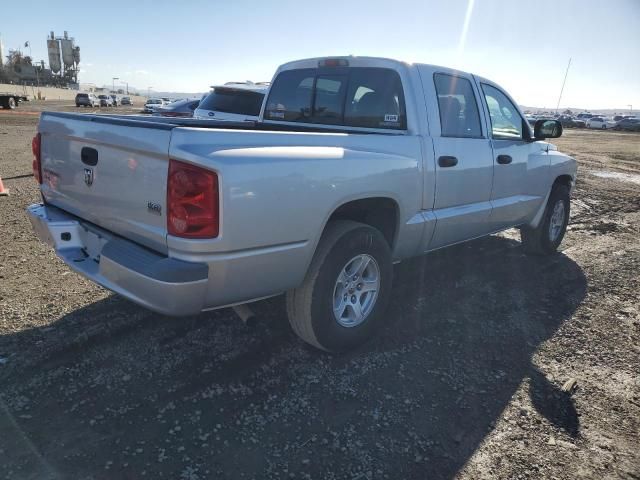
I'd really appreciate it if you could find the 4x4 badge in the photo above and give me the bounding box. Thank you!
[84,168,94,187]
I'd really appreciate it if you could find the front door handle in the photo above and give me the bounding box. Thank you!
[497,154,512,165]
[438,155,458,168]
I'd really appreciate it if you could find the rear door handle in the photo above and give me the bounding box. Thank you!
[497,154,512,165]
[81,147,98,166]
[438,156,458,168]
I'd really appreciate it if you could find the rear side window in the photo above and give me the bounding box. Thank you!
[433,73,482,138]
[199,88,265,116]
[265,67,406,130]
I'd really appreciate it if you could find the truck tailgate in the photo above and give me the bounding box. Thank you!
[39,112,172,253]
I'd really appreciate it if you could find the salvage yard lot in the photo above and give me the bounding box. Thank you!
[1,104,638,479]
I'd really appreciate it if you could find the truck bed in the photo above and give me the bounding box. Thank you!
[41,111,390,135]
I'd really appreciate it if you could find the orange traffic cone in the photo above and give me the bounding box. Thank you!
[0,175,9,196]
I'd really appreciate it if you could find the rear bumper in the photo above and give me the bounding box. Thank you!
[27,203,208,316]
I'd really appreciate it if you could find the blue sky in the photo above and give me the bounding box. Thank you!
[1,0,638,109]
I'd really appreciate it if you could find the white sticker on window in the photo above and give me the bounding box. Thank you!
[269,111,285,119]
[384,114,399,122]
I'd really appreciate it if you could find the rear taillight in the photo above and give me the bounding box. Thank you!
[167,159,219,238]
[32,133,42,184]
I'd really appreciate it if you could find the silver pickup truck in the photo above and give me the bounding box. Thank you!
[27,56,576,352]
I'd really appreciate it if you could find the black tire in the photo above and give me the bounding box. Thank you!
[521,184,570,255]
[7,97,16,110]
[286,220,393,352]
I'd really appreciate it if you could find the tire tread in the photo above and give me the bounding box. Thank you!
[286,220,374,351]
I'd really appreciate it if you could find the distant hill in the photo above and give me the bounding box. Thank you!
[521,106,636,116]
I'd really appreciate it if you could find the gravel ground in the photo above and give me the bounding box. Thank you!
[0,106,638,480]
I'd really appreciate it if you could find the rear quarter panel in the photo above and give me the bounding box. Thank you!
[168,128,424,306]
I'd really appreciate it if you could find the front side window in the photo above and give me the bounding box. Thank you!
[433,73,482,138]
[265,67,406,130]
[481,84,524,140]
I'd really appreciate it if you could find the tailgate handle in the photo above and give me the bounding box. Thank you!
[81,147,98,166]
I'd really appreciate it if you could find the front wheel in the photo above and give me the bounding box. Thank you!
[521,184,570,255]
[286,220,393,352]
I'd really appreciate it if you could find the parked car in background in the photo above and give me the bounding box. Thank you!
[587,117,616,129]
[576,113,594,122]
[572,118,586,128]
[525,114,538,127]
[110,95,120,107]
[120,96,132,105]
[143,98,164,113]
[613,118,640,132]
[27,56,575,352]
[75,93,99,107]
[98,95,114,107]
[152,98,201,117]
[193,82,268,121]
[557,115,577,128]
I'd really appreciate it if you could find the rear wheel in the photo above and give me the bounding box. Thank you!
[286,220,393,352]
[521,184,570,255]
[7,97,16,109]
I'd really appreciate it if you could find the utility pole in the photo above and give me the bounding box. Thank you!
[555,58,572,114]
[112,77,119,93]
[628,104,633,114]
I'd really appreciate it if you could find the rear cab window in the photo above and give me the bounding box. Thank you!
[265,67,407,130]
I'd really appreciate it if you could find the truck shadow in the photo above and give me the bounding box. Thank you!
[0,234,586,479]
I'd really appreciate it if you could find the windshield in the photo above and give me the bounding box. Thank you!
[198,88,265,116]
[146,99,162,104]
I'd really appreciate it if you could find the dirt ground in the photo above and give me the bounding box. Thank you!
[0,104,638,480]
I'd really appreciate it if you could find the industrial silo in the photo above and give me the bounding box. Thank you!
[60,31,75,69]
[47,32,61,74]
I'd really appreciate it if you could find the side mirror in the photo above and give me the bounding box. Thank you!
[534,119,563,140]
